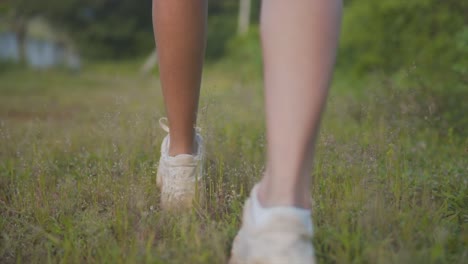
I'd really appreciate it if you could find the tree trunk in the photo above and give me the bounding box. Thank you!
[238,0,251,35]
[13,16,27,64]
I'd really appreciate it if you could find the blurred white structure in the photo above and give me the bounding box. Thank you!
[0,32,19,61]
[0,17,81,70]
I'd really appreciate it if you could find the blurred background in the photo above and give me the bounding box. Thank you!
[1,1,468,263]
[0,0,466,75]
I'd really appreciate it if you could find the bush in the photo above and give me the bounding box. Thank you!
[338,0,467,78]
[453,27,468,82]
[206,15,237,60]
[225,26,262,77]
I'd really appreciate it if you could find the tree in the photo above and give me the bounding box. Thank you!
[238,0,251,35]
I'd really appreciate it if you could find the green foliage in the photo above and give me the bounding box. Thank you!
[225,26,262,77]
[206,15,237,60]
[336,0,468,139]
[205,0,261,60]
[339,0,468,77]
[66,0,155,60]
[453,27,468,80]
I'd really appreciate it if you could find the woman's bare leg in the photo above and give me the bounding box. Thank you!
[152,0,207,156]
[259,0,342,208]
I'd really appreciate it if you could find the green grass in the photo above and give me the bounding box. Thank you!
[0,62,467,263]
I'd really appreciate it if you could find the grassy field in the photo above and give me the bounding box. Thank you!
[0,62,467,263]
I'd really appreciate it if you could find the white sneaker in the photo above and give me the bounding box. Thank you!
[230,184,316,264]
[156,118,204,210]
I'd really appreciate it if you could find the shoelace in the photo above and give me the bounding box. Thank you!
[159,117,201,134]
[159,117,170,133]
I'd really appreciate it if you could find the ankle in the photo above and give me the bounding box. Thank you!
[251,185,313,231]
[168,138,198,156]
[257,181,312,209]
